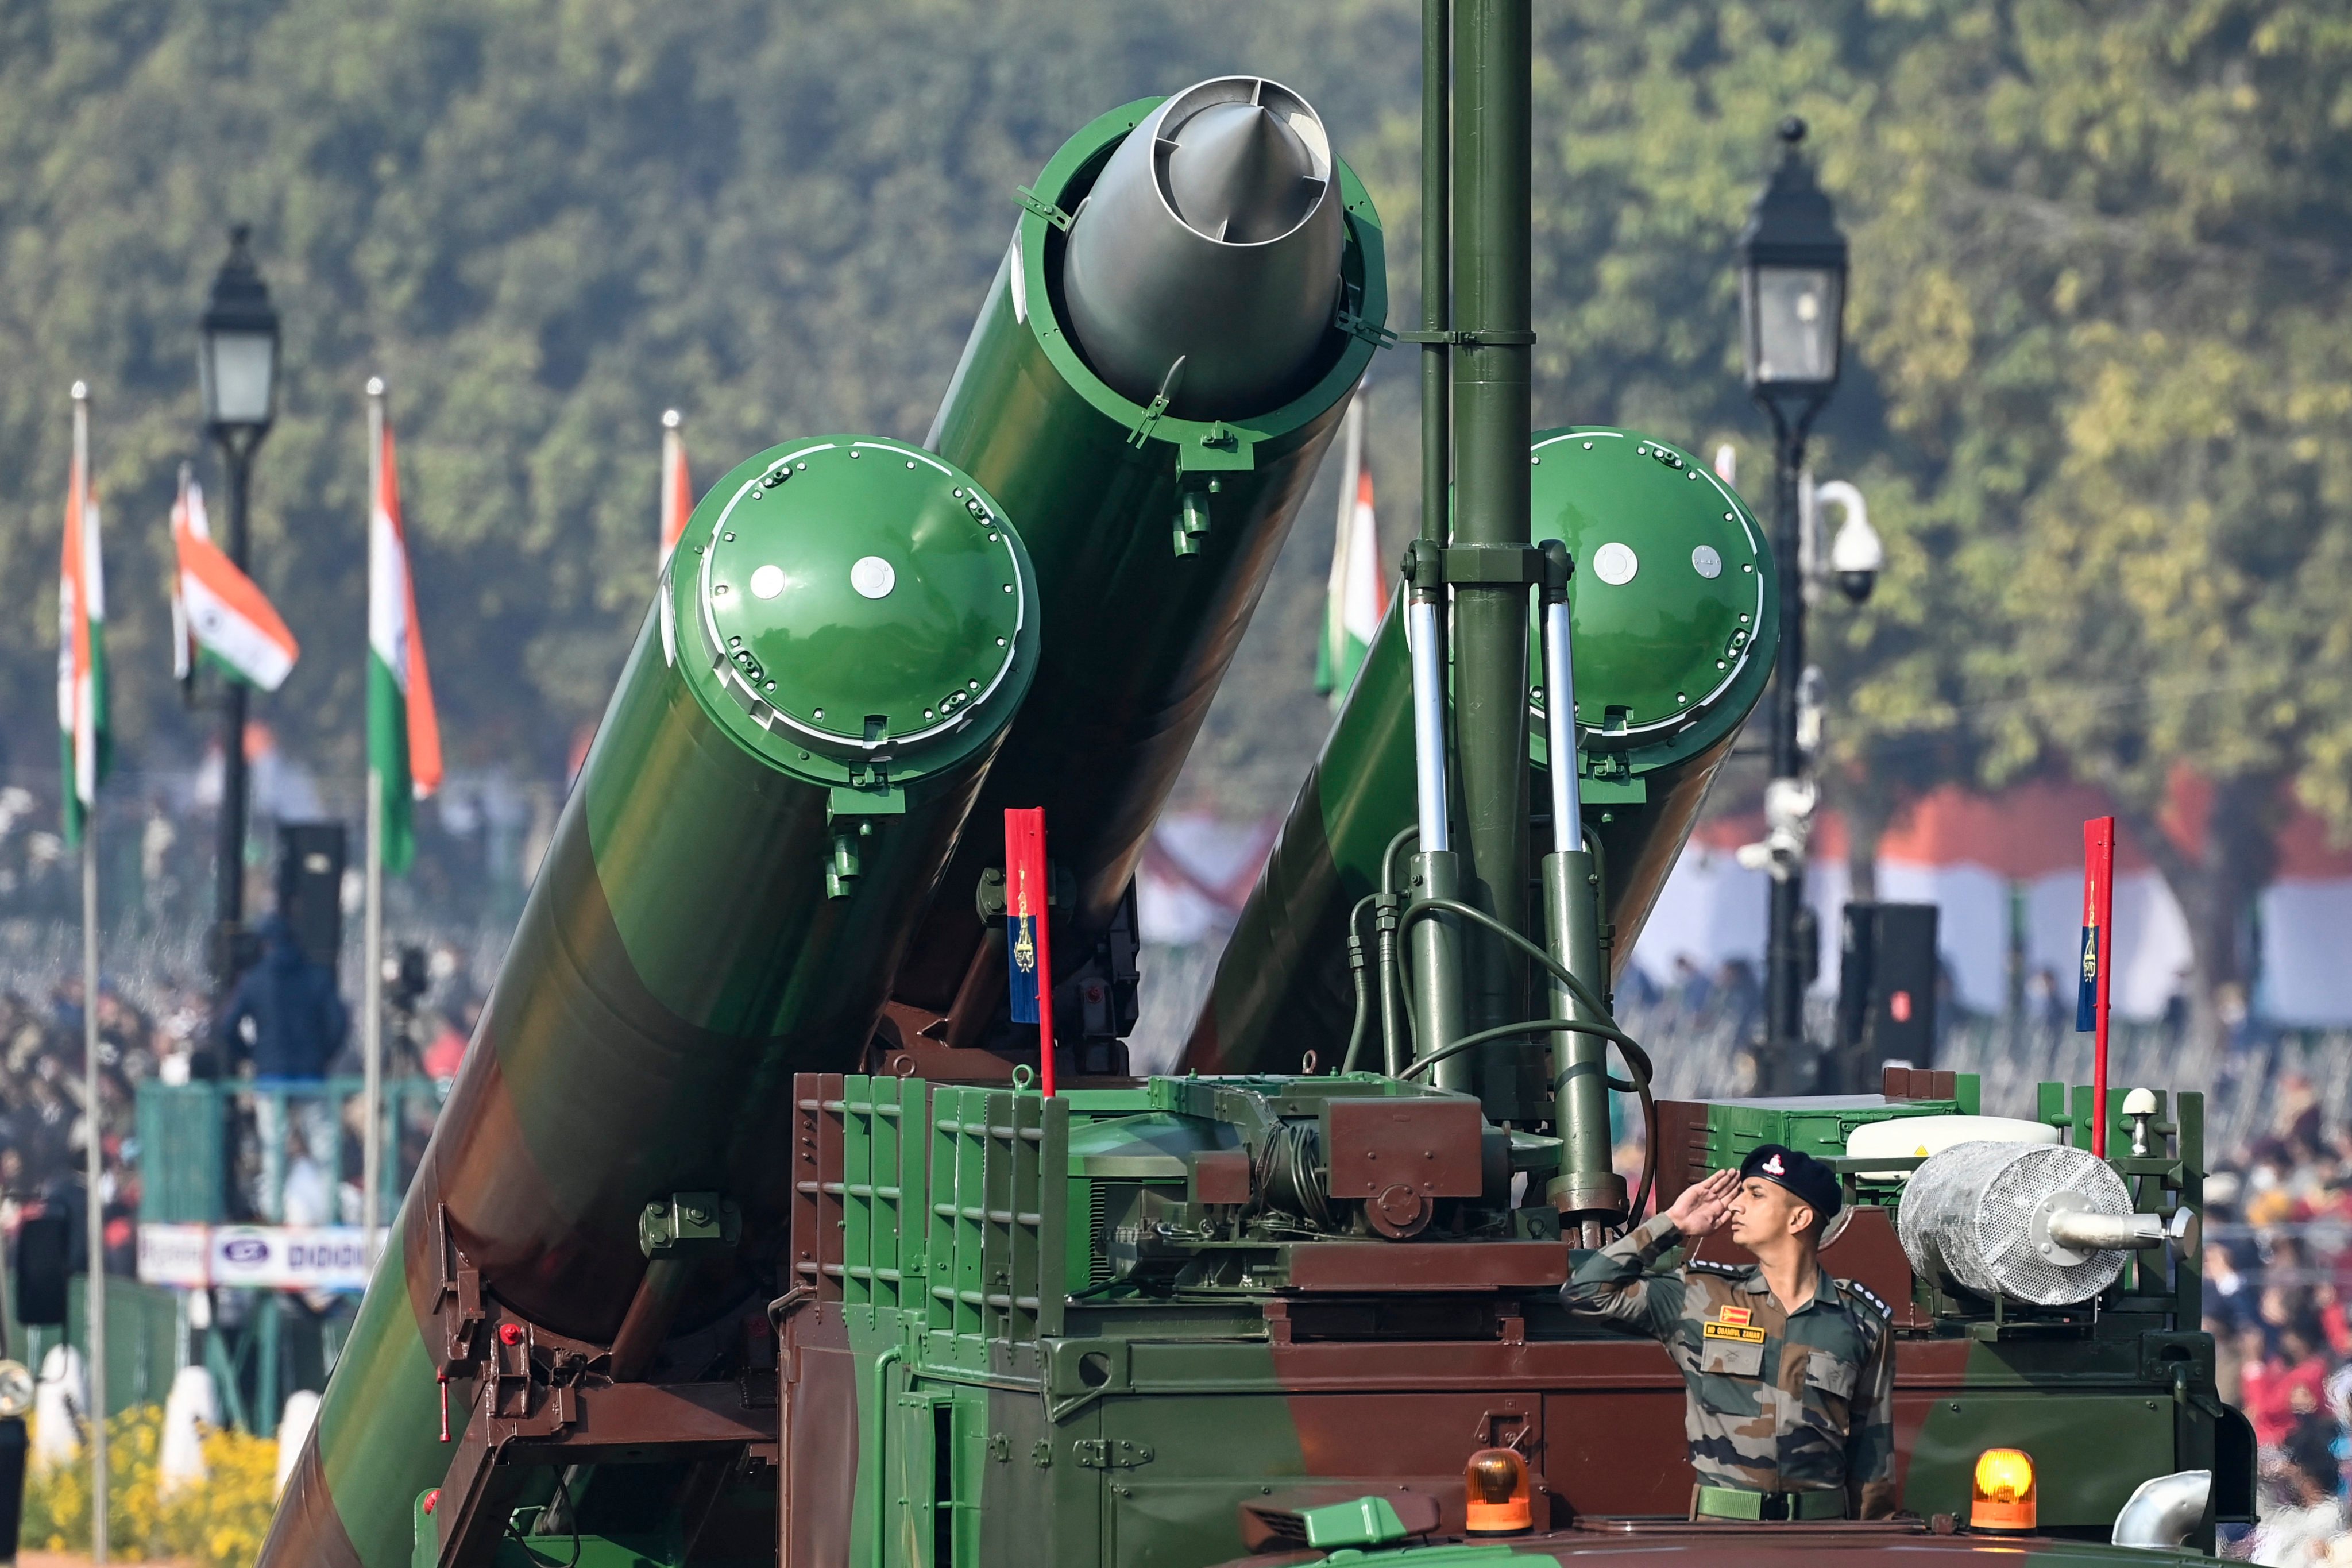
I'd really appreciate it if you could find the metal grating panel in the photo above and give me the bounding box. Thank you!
[922,1087,1067,1349]
[791,1072,848,1303]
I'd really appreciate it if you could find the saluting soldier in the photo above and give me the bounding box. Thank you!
[1562,1144,1896,1522]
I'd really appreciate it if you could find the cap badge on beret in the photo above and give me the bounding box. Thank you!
[1762,1153,1786,1176]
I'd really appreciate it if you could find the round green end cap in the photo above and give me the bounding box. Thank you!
[1528,427,1778,767]
[674,436,1038,785]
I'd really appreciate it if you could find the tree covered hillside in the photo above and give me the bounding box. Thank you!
[3,1,2349,1038]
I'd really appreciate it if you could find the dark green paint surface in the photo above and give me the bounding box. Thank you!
[695,439,1029,762]
[891,98,1387,1009]
[264,438,1037,1568]
[1527,431,1770,751]
[1181,428,1778,1079]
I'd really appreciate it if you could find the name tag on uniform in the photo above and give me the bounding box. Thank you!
[1705,1304,1766,1344]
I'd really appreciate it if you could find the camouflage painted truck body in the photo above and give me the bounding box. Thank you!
[771,1072,2247,1568]
[252,56,2258,1568]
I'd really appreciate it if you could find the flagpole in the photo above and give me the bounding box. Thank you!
[72,381,108,1565]
[1322,397,1366,700]
[659,408,683,570]
[361,379,387,1261]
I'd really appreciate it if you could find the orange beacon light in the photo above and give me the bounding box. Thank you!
[1971,1447,2038,1532]
[1465,1447,1534,1536]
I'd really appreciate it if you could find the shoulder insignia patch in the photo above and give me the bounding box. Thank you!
[1689,1258,1748,1277]
[1840,1278,1892,1318]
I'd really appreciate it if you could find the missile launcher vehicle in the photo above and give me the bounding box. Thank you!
[258,10,2254,1568]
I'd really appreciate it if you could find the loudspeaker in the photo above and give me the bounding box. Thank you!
[275,821,348,969]
[13,1212,69,1327]
[0,1415,25,1561]
[1835,901,1939,1079]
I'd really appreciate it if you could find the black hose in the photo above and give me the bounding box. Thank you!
[1381,824,1420,898]
[1398,1018,1647,1086]
[1397,896,1619,1024]
[1340,895,1378,1073]
[1393,894,1662,1229]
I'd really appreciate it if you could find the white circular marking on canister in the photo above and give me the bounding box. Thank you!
[1592,542,1639,585]
[749,564,786,600]
[850,556,896,599]
[1691,545,1723,580]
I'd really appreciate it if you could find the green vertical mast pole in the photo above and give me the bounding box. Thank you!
[1420,0,1449,563]
[1446,0,1534,1105]
[1405,0,1469,1089]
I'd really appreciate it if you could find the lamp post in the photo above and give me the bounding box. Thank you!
[199,226,279,991]
[1737,118,1847,1088]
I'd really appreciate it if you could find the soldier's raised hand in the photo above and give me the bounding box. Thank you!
[1663,1167,1740,1241]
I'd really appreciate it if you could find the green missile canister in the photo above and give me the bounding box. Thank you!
[889,79,1385,1036]
[261,437,1038,1568]
[1183,427,1776,1077]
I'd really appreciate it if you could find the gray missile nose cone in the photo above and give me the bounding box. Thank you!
[1164,102,1322,243]
[1061,77,1346,419]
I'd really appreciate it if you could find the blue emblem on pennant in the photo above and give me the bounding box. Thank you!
[2075,925,2099,1032]
[1009,912,1042,1024]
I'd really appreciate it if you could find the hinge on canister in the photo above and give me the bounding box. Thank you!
[1333,279,1394,347]
[1014,185,1074,232]
[1337,307,1395,348]
[431,1204,486,1376]
[639,1192,742,1259]
[1072,1438,1155,1470]
[1130,356,1188,448]
[1129,390,1171,449]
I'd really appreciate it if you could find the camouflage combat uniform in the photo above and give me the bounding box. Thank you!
[1563,1212,1898,1520]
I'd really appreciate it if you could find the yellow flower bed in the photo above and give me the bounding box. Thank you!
[21,1405,280,1567]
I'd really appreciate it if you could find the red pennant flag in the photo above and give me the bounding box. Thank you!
[1004,808,1055,1097]
[2079,817,2115,1155]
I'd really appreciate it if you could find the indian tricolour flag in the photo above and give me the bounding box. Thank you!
[172,465,300,690]
[1312,397,1388,706]
[656,408,692,571]
[57,389,108,847]
[368,404,443,875]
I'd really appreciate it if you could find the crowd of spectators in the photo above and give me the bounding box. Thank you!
[0,940,482,1268]
[0,976,196,1276]
[2207,1072,2352,1565]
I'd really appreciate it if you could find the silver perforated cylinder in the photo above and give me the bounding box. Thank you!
[1895,1140,2134,1306]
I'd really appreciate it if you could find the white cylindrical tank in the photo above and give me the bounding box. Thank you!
[32,1343,87,1467]
[275,1389,322,1499]
[160,1365,221,1495]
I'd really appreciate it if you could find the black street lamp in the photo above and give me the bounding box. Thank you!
[199,225,279,990]
[1737,118,1848,1087]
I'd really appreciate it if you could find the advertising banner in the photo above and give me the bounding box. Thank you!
[136,1223,373,1292]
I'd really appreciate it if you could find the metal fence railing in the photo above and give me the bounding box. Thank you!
[136,1076,448,1226]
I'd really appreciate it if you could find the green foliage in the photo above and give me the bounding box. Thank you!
[4,0,2344,1015]
[1370,0,2352,1017]
[0,0,1416,777]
